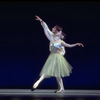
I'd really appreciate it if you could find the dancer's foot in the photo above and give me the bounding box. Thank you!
[33,80,39,89]
[31,87,35,91]
[55,89,60,93]
[55,89,64,93]
[31,80,40,91]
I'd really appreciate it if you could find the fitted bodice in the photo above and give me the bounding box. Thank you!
[49,40,65,56]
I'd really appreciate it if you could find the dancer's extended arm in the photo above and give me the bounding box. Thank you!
[61,41,84,48]
[35,15,53,41]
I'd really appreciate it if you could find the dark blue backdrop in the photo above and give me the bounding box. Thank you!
[0,1,100,89]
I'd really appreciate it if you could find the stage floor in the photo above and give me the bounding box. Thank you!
[0,89,100,97]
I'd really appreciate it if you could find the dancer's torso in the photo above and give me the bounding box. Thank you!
[49,39,65,56]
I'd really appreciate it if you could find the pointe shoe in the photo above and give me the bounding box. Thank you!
[31,87,35,91]
[55,89,64,93]
[33,81,39,89]
[55,89,60,93]
[31,81,39,91]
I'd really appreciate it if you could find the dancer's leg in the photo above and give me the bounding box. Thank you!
[33,74,47,89]
[56,77,64,93]
[56,77,60,91]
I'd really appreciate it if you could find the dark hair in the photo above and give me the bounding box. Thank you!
[53,25,66,40]
[54,25,62,31]
[61,32,66,40]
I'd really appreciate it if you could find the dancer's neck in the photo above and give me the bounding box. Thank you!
[53,35,61,41]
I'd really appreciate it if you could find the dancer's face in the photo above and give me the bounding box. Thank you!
[52,27,62,37]
[55,31,62,36]
[52,27,57,34]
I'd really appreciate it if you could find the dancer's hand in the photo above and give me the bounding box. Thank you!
[35,15,43,22]
[77,43,84,47]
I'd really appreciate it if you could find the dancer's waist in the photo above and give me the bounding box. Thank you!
[50,50,61,55]
[50,47,65,56]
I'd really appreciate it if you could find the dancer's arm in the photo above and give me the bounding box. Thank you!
[35,15,53,41]
[61,41,84,48]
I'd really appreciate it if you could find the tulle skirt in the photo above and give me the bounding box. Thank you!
[39,53,72,77]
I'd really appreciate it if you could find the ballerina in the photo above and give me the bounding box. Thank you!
[31,15,84,93]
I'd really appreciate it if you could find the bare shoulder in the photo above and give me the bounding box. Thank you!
[61,40,70,47]
[61,40,66,44]
[61,40,65,46]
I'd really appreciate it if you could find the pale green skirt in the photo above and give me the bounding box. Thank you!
[39,53,72,77]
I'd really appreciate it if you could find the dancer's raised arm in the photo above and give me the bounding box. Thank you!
[61,41,84,48]
[35,15,53,41]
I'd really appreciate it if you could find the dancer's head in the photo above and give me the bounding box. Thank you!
[52,25,66,39]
